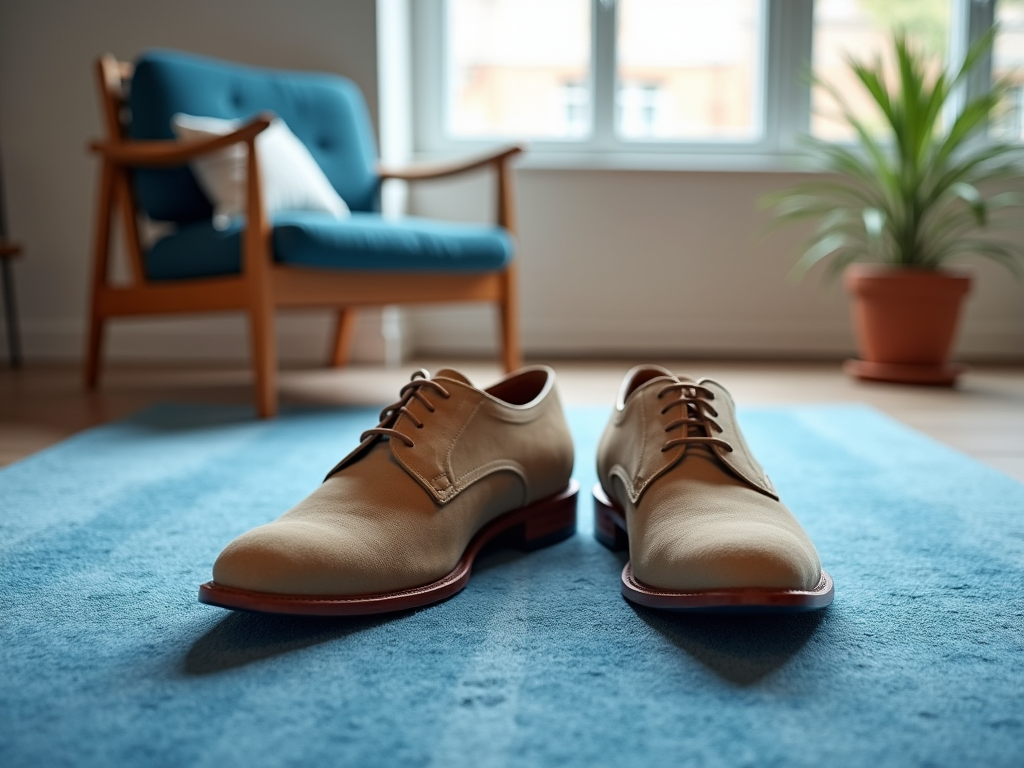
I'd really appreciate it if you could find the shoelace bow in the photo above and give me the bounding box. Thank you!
[656,381,734,454]
[359,369,451,448]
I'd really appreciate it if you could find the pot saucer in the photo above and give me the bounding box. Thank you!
[844,358,965,386]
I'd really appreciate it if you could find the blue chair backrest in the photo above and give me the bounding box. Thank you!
[129,49,381,223]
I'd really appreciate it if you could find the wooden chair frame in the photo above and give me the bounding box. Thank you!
[86,54,523,417]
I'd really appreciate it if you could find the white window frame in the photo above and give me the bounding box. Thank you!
[412,0,1004,170]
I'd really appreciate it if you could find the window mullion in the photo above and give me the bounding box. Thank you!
[771,0,814,153]
[592,0,618,149]
[963,0,996,106]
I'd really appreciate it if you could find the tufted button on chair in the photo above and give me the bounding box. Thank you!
[86,50,523,417]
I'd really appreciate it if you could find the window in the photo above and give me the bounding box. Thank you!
[618,82,663,138]
[562,81,590,136]
[446,0,591,138]
[617,0,764,140]
[413,0,1018,165]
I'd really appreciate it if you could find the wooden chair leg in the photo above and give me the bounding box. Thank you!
[84,313,105,389]
[241,131,278,418]
[499,264,522,373]
[85,162,115,389]
[1,256,22,368]
[330,307,357,368]
[248,305,278,418]
[495,158,522,373]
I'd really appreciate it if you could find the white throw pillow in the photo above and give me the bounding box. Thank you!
[171,113,350,230]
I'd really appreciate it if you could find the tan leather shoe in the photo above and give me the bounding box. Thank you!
[200,366,577,615]
[595,365,833,612]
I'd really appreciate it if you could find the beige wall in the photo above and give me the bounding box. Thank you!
[1,0,1022,364]
[408,167,1024,361]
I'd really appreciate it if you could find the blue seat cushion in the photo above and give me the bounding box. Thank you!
[145,212,514,280]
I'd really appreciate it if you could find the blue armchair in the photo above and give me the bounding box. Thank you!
[87,50,523,417]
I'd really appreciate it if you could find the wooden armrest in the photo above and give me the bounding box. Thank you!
[378,145,524,181]
[0,242,22,258]
[89,114,274,167]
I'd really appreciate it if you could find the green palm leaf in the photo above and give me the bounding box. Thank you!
[764,25,1024,279]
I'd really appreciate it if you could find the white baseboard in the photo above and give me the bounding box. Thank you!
[6,309,397,365]
[411,311,859,358]
[409,308,1024,361]
[5,309,1022,364]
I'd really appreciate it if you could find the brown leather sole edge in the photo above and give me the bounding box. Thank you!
[198,479,579,616]
[592,483,834,613]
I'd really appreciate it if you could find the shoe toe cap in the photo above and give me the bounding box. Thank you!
[212,520,413,596]
[634,519,822,592]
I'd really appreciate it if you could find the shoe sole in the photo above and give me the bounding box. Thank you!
[197,480,579,616]
[592,484,834,613]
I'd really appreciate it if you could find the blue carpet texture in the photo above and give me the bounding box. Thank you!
[1,403,1022,768]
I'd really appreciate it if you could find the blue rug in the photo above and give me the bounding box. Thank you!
[1,403,1022,768]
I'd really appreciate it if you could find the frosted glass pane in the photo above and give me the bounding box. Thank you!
[447,0,591,138]
[616,0,764,140]
[992,0,1024,141]
[812,0,952,141]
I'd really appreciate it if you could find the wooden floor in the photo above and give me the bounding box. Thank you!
[2,359,1024,482]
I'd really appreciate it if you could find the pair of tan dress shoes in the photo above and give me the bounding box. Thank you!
[200,366,833,616]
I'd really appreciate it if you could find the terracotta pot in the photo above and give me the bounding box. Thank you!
[843,264,971,385]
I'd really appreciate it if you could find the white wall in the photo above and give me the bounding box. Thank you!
[2,1,1022,365]
[407,166,1024,361]
[0,0,384,364]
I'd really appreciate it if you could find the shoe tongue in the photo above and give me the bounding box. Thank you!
[622,365,676,403]
[433,368,473,386]
[622,368,701,405]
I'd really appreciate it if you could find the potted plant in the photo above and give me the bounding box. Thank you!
[766,28,1024,385]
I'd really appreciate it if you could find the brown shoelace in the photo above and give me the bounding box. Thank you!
[656,381,734,453]
[359,369,451,448]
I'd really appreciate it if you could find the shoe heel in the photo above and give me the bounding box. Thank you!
[593,484,629,552]
[512,484,579,552]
